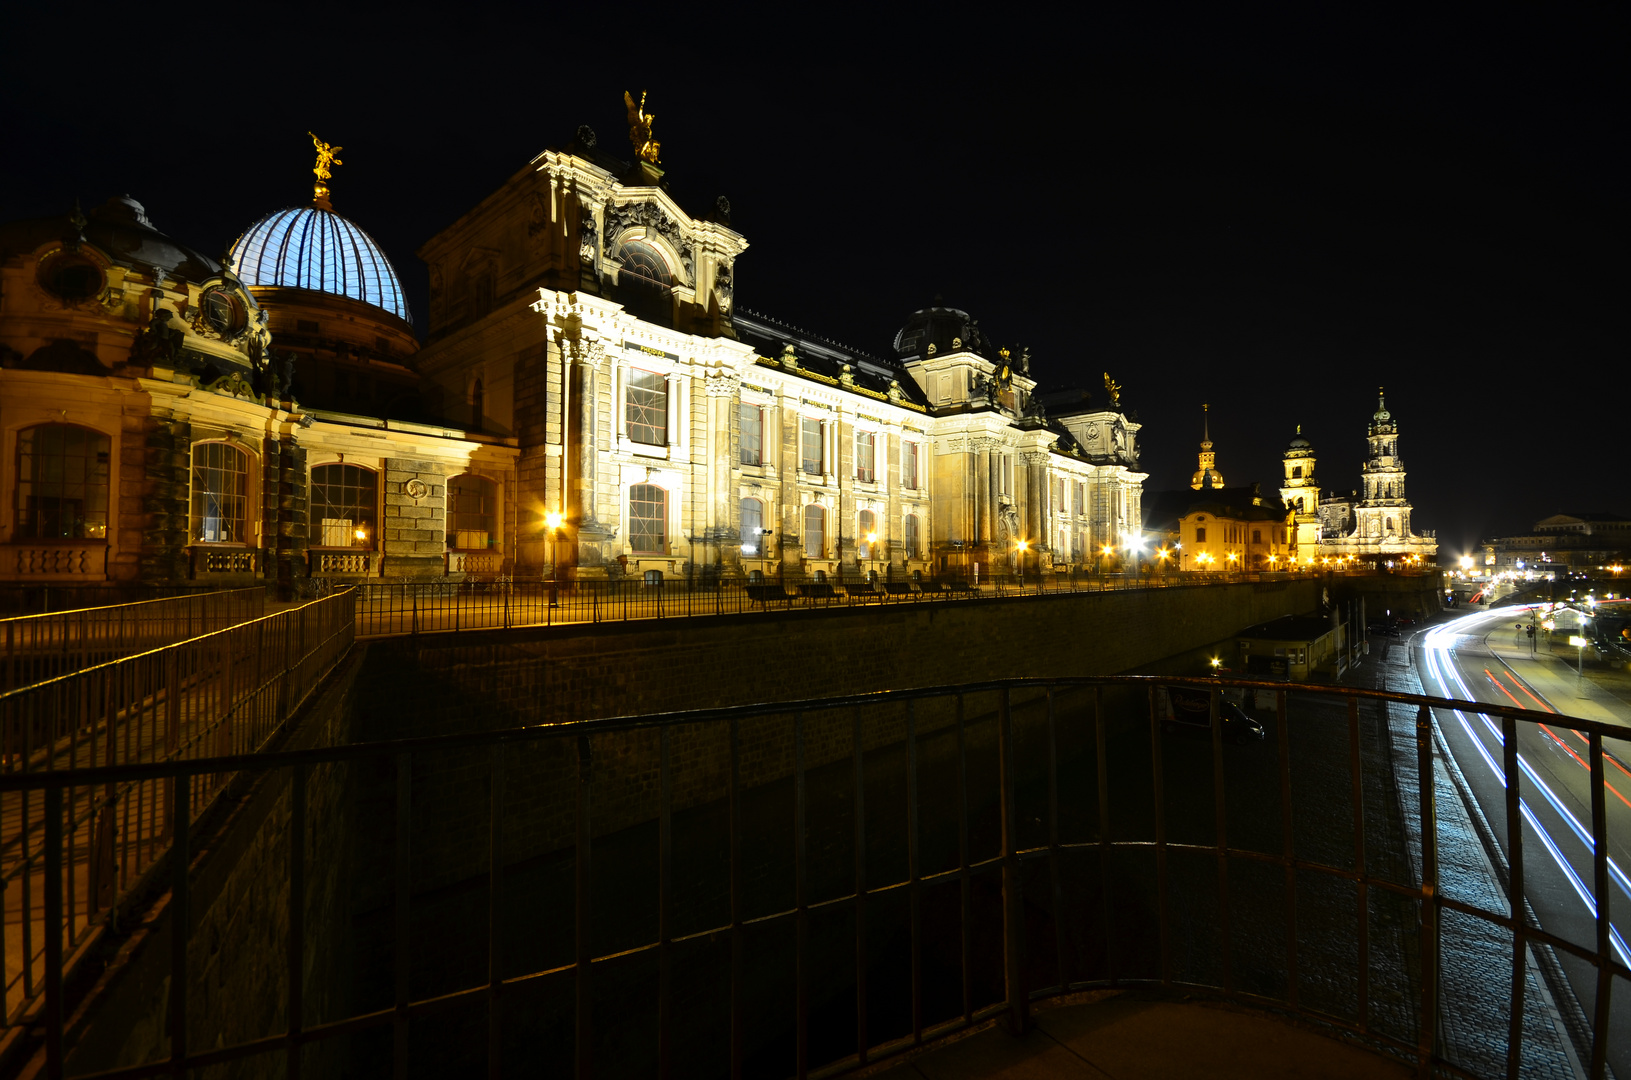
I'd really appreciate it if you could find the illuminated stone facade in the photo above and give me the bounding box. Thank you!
[414,134,1147,582]
[1317,390,1437,563]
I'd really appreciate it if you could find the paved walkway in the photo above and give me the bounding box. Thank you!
[1485,632,1631,729]
[867,992,1411,1079]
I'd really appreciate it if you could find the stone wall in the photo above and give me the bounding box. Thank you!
[381,457,446,579]
[59,648,368,1079]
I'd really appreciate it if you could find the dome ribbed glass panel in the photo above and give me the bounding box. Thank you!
[230,207,409,324]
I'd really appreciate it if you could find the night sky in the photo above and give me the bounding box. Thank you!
[4,5,1625,558]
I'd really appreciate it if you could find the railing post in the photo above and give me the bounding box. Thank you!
[170,769,190,1073]
[394,753,411,1080]
[997,686,1027,1034]
[574,735,593,1080]
[43,785,63,1080]
[1414,704,1438,1075]
[287,765,306,1080]
[1588,732,1612,1079]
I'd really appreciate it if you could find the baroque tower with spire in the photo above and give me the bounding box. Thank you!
[1190,404,1224,490]
[1317,388,1437,562]
[1280,425,1320,555]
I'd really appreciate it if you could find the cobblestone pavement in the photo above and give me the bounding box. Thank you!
[1357,631,1588,1079]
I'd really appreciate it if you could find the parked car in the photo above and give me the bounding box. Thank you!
[1157,687,1266,743]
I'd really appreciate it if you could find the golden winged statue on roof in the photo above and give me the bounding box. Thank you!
[309,132,342,181]
[624,91,661,164]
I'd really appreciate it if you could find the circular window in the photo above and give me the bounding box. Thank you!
[199,288,246,336]
[37,250,105,301]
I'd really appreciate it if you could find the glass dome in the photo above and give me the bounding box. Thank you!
[230,207,409,324]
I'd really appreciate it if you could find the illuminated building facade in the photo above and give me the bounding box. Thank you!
[0,112,1149,590]
[1317,389,1437,563]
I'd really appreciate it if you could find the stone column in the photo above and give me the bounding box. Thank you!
[705,370,739,580]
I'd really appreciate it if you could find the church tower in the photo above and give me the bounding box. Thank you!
[1190,404,1224,490]
[1280,425,1320,554]
[1354,388,1414,545]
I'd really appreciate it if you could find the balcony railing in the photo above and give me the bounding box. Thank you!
[346,573,1318,637]
[0,589,355,1034]
[0,674,1621,1078]
[0,588,265,692]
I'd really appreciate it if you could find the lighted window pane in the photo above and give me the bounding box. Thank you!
[310,464,378,548]
[191,443,250,544]
[14,424,110,540]
[627,369,668,446]
[630,484,666,552]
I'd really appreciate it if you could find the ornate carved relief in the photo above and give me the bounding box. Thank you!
[704,370,741,397]
[602,200,693,284]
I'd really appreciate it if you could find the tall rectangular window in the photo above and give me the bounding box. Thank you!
[1073,482,1082,517]
[15,424,110,540]
[903,513,920,558]
[803,504,825,558]
[626,369,667,446]
[858,508,876,556]
[902,441,919,490]
[801,417,824,474]
[191,442,250,544]
[310,463,377,548]
[1196,527,1207,543]
[855,432,875,483]
[740,498,763,553]
[629,484,666,552]
[739,403,763,466]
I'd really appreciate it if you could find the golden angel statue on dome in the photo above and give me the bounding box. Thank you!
[1103,372,1122,407]
[308,132,342,181]
[624,91,661,164]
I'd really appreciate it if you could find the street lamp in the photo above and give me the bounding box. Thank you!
[866,531,879,584]
[1100,543,1114,589]
[544,509,565,606]
[1016,538,1029,589]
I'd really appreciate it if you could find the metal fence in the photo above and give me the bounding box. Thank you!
[0,584,235,618]
[3,673,1623,1078]
[351,571,1275,637]
[0,588,355,1029]
[0,588,266,693]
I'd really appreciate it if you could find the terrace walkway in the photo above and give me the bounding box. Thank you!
[868,992,1411,1079]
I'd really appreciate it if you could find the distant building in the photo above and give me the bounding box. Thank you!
[1478,515,1630,578]
[1316,389,1437,563]
[1278,425,1321,560]
[1190,404,1225,490]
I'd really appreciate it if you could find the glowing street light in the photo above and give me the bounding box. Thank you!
[1016,538,1029,589]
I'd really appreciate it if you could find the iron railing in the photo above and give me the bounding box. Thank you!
[0,589,355,1028]
[3,673,1623,1078]
[350,572,1300,637]
[0,589,265,693]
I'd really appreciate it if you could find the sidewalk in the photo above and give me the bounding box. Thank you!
[1485,632,1631,730]
[867,992,1411,1079]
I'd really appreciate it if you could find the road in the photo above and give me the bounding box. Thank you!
[1414,600,1631,1076]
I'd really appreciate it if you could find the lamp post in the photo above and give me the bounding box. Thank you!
[544,510,564,607]
[1016,539,1029,590]
[866,531,879,585]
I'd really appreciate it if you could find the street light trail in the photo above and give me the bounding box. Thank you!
[1419,623,1631,967]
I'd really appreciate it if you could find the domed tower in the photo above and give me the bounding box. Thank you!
[1354,387,1409,541]
[229,135,420,417]
[1190,404,1224,490]
[1280,425,1321,554]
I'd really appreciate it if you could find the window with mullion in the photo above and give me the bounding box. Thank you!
[803,503,825,558]
[903,513,920,558]
[310,463,378,548]
[630,484,666,553]
[855,432,875,483]
[191,442,250,544]
[15,423,110,541]
[902,440,919,490]
[626,369,668,446]
[739,403,763,466]
[800,417,824,475]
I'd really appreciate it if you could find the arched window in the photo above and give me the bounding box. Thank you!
[310,464,377,548]
[1292,466,1302,479]
[804,504,825,558]
[618,240,672,287]
[15,423,110,540]
[740,497,763,554]
[192,442,251,544]
[904,514,920,559]
[447,474,497,549]
[629,484,666,553]
[858,509,876,557]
